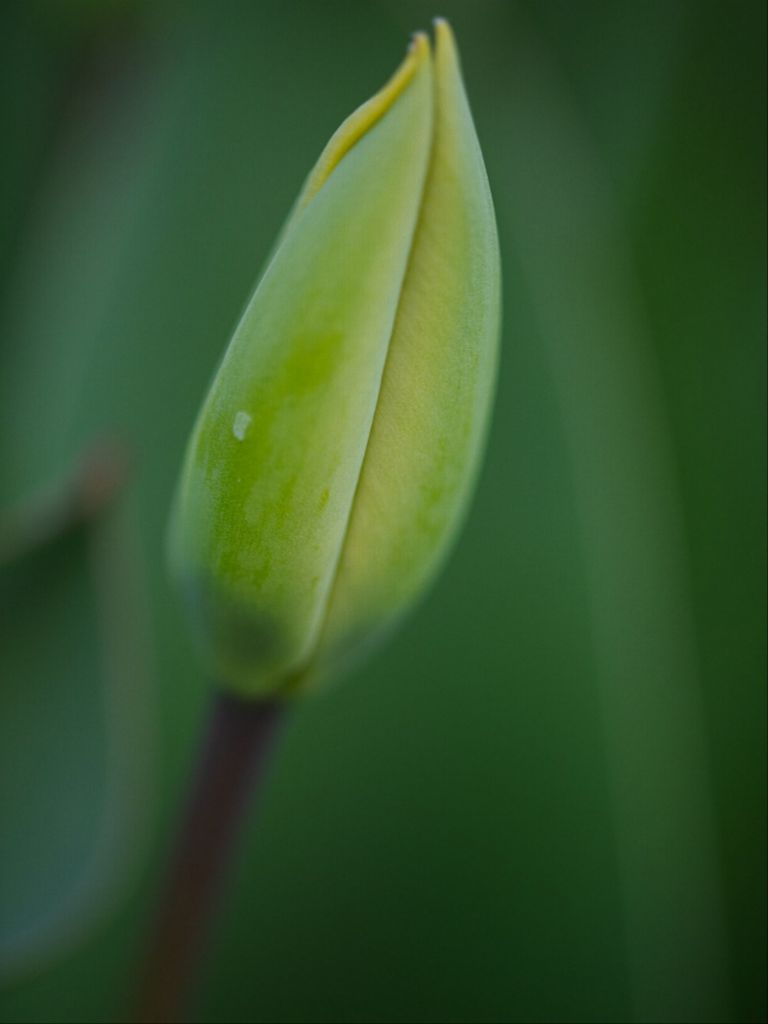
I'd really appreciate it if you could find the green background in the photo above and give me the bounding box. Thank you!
[1,1,765,1021]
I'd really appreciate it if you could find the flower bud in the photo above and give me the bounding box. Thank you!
[169,20,500,696]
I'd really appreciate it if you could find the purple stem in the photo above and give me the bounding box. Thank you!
[135,691,285,1023]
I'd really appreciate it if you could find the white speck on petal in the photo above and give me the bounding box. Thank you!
[232,411,252,441]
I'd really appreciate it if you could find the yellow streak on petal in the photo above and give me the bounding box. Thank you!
[299,31,431,207]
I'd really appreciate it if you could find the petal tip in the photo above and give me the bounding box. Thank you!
[299,27,431,206]
[433,17,457,55]
[408,29,431,59]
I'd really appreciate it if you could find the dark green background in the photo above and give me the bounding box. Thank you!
[1,1,765,1021]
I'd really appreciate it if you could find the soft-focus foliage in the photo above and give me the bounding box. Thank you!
[0,2,764,1022]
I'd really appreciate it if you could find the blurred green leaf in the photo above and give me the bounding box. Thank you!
[0,470,152,981]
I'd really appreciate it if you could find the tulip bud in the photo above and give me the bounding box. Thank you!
[169,20,501,696]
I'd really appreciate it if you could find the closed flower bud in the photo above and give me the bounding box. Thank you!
[169,20,501,696]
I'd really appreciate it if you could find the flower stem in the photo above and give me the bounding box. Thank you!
[135,690,285,1023]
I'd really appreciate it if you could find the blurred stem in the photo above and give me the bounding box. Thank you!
[136,691,285,1023]
[0,441,129,567]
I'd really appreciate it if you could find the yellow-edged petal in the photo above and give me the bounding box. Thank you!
[169,37,433,694]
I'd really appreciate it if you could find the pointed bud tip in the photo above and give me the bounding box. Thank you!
[408,30,430,57]
[299,25,430,206]
[432,17,458,61]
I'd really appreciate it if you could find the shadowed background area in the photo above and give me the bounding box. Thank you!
[0,1,765,1021]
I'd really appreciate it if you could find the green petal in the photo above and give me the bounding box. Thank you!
[311,20,501,685]
[170,36,433,694]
